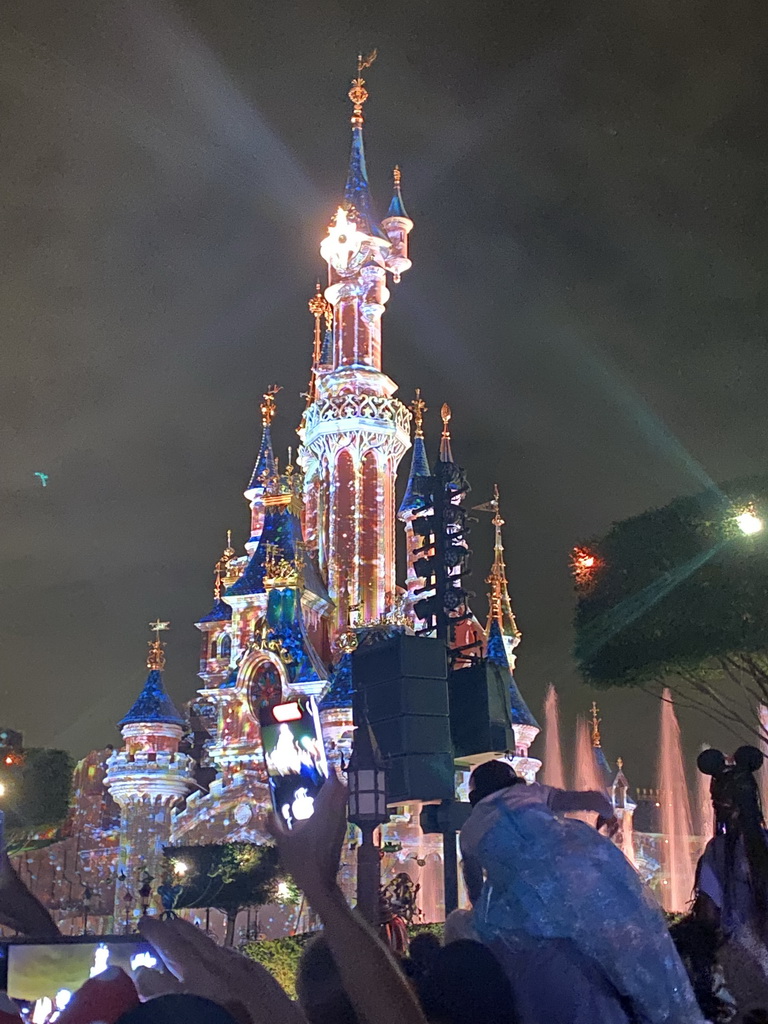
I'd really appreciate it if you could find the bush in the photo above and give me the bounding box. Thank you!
[241,923,445,997]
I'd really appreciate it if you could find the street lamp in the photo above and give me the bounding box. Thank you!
[347,703,388,926]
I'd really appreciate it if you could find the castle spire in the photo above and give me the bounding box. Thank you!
[439,403,454,463]
[343,51,384,239]
[245,385,281,500]
[484,486,521,644]
[398,389,431,519]
[387,165,409,220]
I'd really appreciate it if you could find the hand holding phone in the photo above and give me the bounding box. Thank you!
[259,698,329,829]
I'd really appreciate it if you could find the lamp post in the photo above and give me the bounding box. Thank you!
[347,702,388,926]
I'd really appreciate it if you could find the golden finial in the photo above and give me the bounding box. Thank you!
[213,560,224,601]
[590,701,602,748]
[409,388,427,438]
[617,757,624,772]
[147,620,170,671]
[393,165,401,187]
[440,403,452,438]
[260,384,282,427]
[223,529,235,561]
[349,49,377,124]
[308,281,329,321]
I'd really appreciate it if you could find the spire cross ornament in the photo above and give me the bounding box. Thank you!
[147,620,170,671]
[590,701,602,748]
[409,388,427,438]
[261,384,282,427]
[440,403,452,439]
[223,529,235,561]
[349,49,377,123]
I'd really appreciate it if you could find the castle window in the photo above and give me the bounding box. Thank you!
[209,637,217,659]
[219,634,232,659]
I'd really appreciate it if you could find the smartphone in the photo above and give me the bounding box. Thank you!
[0,935,159,1003]
[259,697,329,829]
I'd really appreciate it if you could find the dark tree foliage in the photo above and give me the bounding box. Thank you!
[163,842,283,945]
[574,477,768,737]
[2,748,74,832]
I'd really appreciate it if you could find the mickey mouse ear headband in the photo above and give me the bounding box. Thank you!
[697,749,726,776]
[697,746,764,776]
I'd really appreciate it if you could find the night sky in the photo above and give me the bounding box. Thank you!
[2,0,767,787]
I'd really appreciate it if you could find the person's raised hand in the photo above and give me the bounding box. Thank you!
[266,770,348,902]
[137,917,305,1024]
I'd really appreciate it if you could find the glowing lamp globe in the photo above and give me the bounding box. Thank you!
[737,509,763,536]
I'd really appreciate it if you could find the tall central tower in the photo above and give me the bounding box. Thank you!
[299,55,413,635]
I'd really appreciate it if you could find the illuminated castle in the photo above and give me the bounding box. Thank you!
[10,60,540,933]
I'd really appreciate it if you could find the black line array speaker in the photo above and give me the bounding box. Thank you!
[448,662,515,759]
[352,634,455,804]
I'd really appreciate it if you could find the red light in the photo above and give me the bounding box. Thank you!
[4,756,13,765]
[571,546,604,589]
[272,702,303,723]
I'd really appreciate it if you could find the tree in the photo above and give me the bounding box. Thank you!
[573,476,768,741]
[163,843,283,945]
[1,748,74,847]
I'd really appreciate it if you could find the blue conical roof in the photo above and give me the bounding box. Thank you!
[386,182,409,220]
[343,126,387,241]
[486,619,539,730]
[226,506,298,597]
[320,652,354,711]
[398,436,432,518]
[245,423,276,499]
[118,669,185,728]
[196,598,232,624]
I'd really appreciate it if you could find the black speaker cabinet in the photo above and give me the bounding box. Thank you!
[448,662,515,760]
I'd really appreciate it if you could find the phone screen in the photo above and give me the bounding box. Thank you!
[259,697,328,829]
[1,937,158,1003]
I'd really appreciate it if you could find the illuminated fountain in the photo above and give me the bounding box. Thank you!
[542,684,566,789]
[657,689,695,912]
[696,744,713,858]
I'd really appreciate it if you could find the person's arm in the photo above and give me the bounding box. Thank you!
[268,772,426,1024]
[138,917,303,1024]
[548,788,613,818]
[0,852,59,937]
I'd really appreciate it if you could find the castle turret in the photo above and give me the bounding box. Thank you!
[612,757,638,864]
[381,166,413,282]
[106,623,194,923]
[244,386,280,554]
[485,618,541,780]
[298,54,411,635]
[195,537,235,689]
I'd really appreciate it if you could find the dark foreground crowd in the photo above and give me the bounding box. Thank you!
[2,747,768,1024]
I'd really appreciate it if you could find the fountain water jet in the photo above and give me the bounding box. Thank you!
[657,689,695,912]
[696,744,713,859]
[542,684,566,789]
